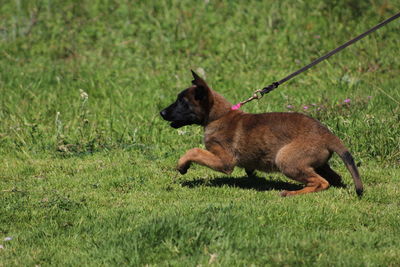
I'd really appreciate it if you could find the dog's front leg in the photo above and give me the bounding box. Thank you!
[177,148,234,175]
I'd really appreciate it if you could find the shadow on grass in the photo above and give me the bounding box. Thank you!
[181,176,304,192]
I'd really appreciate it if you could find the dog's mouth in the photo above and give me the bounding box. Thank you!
[170,121,186,128]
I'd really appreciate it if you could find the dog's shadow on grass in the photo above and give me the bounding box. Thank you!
[180,175,303,192]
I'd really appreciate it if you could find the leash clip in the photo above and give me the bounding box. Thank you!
[253,89,264,100]
[231,89,264,110]
[242,89,264,104]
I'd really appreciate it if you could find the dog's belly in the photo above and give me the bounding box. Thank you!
[236,153,279,173]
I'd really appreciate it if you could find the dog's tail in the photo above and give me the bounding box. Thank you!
[329,138,364,197]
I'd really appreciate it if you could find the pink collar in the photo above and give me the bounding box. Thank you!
[231,103,241,110]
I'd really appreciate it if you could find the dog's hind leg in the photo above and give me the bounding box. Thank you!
[276,142,331,196]
[280,167,330,197]
[177,147,234,175]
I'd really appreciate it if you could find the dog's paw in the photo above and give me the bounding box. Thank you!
[177,166,188,175]
[177,163,190,175]
[177,158,191,175]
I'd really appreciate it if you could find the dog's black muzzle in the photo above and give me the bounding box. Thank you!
[160,109,168,120]
[160,98,199,128]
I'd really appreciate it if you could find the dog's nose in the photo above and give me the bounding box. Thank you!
[160,109,167,119]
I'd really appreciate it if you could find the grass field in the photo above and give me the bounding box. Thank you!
[1,0,400,266]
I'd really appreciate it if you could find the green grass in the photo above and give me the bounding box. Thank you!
[1,0,400,266]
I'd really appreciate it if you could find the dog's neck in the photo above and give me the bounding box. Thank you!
[204,91,233,126]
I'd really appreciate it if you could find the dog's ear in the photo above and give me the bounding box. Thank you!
[191,70,211,101]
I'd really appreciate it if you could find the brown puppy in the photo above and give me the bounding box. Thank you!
[160,71,363,197]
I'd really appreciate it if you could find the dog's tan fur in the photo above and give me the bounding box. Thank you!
[161,72,363,196]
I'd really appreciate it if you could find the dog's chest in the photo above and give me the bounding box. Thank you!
[235,146,278,172]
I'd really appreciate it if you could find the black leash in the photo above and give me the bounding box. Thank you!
[232,12,400,110]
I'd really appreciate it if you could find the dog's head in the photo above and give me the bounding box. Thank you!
[160,71,214,128]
